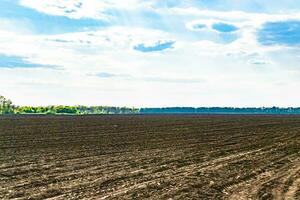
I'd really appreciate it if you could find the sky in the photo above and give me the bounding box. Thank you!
[1,0,300,107]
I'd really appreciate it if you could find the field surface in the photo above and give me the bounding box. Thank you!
[1,115,300,199]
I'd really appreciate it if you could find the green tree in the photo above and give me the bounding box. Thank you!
[0,95,14,114]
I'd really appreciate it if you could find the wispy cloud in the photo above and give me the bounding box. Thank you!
[20,0,108,20]
[142,76,205,83]
[134,41,175,52]
[95,72,132,79]
[0,54,58,69]
[0,1,107,35]
[93,72,204,83]
[191,23,207,31]
[19,0,146,20]
[95,72,118,78]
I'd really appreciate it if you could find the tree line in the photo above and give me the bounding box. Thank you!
[2,95,300,115]
[140,107,300,114]
[16,105,139,115]
[0,96,139,115]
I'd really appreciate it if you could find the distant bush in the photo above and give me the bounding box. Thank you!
[0,96,14,115]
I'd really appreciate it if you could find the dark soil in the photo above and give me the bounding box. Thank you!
[0,115,300,199]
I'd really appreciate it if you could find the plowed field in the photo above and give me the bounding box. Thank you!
[1,115,300,199]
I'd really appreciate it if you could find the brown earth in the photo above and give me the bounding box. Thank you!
[0,115,300,199]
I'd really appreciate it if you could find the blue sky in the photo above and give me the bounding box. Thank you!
[1,0,300,107]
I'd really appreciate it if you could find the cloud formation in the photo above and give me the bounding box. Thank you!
[94,72,204,84]
[134,41,175,52]
[20,0,145,20]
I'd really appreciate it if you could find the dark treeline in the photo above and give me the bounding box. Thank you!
[140,107,300,114]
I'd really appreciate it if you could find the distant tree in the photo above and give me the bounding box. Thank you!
[0,95,14,114]
[55,106,78,114]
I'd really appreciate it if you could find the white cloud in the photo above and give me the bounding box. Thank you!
[186,19,240,33]
[20,0,148,20]
[21,0,107,20]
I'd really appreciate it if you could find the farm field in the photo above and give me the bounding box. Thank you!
[0,115,300,199]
